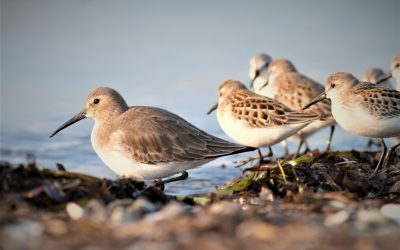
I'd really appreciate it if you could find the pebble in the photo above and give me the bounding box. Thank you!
[3,219,44,240]
[355,209,388,232]
[44,219,68,236]
[324,210,351,227]
[380,203,400,223]
[236,219,278,241]
[144,202,187,222]
[66,202,84,220]
[208,201,241,216]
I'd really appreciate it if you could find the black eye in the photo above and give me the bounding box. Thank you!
[331,83,336,88]
[93,98,100,104]
[396,63,400,68]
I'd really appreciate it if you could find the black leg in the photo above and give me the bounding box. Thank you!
[325,125,335,152]
[373,138,387,175]
[382,142,400,169]
[303,140,310,153]
[154,171,189,188]
[235,147,273,168]
[294,139,305,158]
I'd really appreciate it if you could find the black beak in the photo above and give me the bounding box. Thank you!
[250,70,260,88]
[258,78,269,91]
[49,110,86,138]
[375,71,392,84]
[207,103,218,115]
[303,92,327,110]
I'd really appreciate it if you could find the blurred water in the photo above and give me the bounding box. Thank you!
[1,120,391,196]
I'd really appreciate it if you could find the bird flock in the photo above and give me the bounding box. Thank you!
[50,53,400,186]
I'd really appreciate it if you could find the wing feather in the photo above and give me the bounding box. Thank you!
[112,107,254,164]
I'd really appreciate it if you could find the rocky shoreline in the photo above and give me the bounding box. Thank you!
[1,150,400,250]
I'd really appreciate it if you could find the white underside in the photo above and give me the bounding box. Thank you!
[331,102,400,138]
[217,109,310,148]
[90,125,213,180]
[94,148,212,179]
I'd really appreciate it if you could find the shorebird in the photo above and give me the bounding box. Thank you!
[363,68,395,147]
[303,72,400,174]
[363,68,395,89]
[376,53,400,91]
[207,80,323,166]
[50,87,255,185]
[254,59,336,156]
[249,53,272,88]
[375,53,400,144]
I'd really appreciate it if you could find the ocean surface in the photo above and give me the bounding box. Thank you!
[0,121,389,196]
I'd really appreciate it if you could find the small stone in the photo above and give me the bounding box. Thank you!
[380,203,400,223]
[209,201,241,216]
[66,202,84,220]
[110,206,134,225]
[356,209,388,231]
[144,202,187,221]
[324,210,350,227]
[236,219,278,241]
[44,219,68,236]
[127,197,158,214]
[3,219,44,240]
[259,187,274,201]
[86,199,107,222]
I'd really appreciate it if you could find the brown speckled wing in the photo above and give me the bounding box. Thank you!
[229,90,321,128]
[114,107,254,164]
[353,83,400,119]
[275,73,332,116]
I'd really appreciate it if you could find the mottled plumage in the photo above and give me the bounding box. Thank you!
[252,59,336,154]
[212,80,322,148]
[303,72,400,174]
[352,83,400,119]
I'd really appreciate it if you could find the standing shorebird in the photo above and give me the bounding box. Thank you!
[254,59,336,156]
[50,87,255,185]
[363,68,395,89]
[249,53,272,88]
[207,80,323,166]
[363,67,395,147]
[375,53,400,145]
[303,72,400,174]
[376,53,400,91]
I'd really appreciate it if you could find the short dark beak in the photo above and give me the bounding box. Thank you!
[250,70,260,88]
[49,110,86,138]
[303,92,327,110]
[375,71,392,84]
[207,103,218,115]
[258,78,269,91]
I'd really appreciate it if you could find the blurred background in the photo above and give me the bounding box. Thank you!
[1,0,399,195]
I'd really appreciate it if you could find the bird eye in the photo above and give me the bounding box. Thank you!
[331,83,336,88]
[396,63,400,68]
[93,98,100,104]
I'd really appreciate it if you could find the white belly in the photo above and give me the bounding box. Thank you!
[217,109,310,148]
[332,103,400,138]
[90,125,213,180]
[92,147,212,179]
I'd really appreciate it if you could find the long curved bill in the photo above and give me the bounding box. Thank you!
[375,71,392,84]
[49,110,86,138]
[207,103,218,115]
[303,92,327,110]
